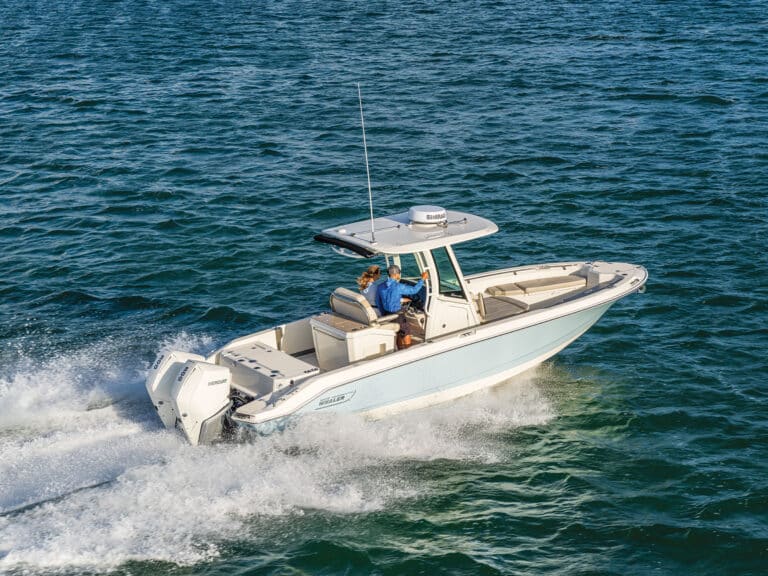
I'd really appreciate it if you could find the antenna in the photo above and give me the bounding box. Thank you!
[357,83,376,244]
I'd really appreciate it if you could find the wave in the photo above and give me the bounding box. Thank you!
[0,333,552,572]
[608,92,733,106]
[690,94,734,106]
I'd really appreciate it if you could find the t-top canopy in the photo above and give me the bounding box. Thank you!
[315,207,498,257]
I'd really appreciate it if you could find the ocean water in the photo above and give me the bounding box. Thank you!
[1,1,767,574]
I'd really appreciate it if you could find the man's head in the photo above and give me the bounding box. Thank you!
[387,264,401,280]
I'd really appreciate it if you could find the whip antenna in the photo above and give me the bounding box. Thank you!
[357,83,376,244]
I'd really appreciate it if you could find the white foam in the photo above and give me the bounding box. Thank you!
[0,334,553,572]
[0,332,213,428]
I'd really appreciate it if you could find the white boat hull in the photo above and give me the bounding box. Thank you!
[236,300,612,435]
[146,258,647,444]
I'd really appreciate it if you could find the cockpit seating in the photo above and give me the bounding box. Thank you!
[329,287,399,326]
[309,288,401,371]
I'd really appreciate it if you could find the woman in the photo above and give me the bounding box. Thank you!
[357,265,382,307]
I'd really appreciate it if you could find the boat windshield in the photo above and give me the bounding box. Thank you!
[431,247,466,299]
[394,253,422,282]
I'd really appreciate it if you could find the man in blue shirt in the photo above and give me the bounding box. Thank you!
[376,264,429,348]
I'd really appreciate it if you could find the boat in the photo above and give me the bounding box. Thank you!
[145,204,648,445]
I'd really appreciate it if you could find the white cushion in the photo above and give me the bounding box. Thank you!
[515,275,586,294]
[486,282,525,296]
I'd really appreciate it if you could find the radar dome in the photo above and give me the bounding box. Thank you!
[408,205,448,225]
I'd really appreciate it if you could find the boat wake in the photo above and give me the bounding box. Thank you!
[0,333,553,572]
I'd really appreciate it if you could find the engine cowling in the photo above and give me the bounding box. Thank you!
[146,351,205,428]
[171,360,232,445]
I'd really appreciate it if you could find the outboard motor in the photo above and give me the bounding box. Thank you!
[146,352,232,445]
[146,351,205,428]
[171,360,231,445]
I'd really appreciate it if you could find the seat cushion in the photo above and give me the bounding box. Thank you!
[496,295,530,311]
[330,287,378,325]
[515,275,586,294]
[486,282,525,297]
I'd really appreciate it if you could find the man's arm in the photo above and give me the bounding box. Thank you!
[398,278,424,297]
